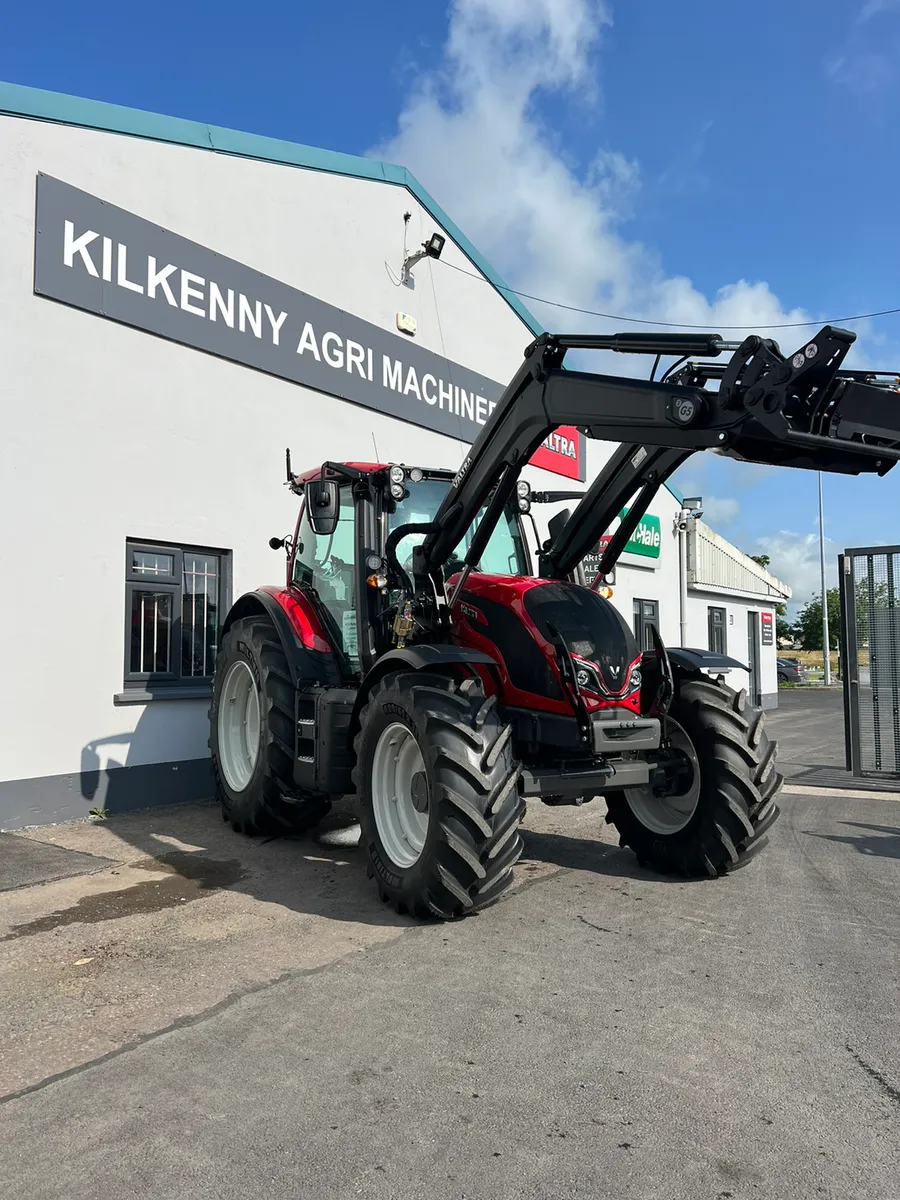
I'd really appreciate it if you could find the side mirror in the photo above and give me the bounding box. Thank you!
[306,479,340,536]
[547,508,572,543]
[269,536,285,550]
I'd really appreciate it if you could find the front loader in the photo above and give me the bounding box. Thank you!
[209,324,900,918]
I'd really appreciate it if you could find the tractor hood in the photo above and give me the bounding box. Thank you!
[450,574,642,711]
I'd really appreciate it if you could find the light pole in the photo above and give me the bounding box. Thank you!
[818,471,832,686]
[675,497,704,648]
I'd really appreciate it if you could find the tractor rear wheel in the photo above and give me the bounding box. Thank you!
[604,677,782,877]
[353,671,524,919]
[209,616,330,837]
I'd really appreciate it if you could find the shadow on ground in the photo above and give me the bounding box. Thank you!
[521,827,688,883]
[19,688,857,942]
[806,820,900,861]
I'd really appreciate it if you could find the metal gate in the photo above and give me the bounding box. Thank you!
[840,545,900,778]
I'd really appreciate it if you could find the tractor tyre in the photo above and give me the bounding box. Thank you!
[352,671,525,919]
[604,677,782,878]
[209,616,330,837]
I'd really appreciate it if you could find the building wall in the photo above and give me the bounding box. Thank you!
[0,105,786,829]
[683,591,778,708]
[0,114,573,826]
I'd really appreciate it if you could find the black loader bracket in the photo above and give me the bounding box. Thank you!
[414,325,900,595]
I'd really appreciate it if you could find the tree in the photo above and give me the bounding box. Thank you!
[853,575,889,645]
[794,589,841,651]
[750,554,771,569]
[775,605,794,643]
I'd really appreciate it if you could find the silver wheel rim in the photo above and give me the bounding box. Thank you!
[217,660,261,792]
[624,718,701,835]
[371,722,429,869]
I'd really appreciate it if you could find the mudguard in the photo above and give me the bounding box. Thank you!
[350,644,500,732]
[664,647,750,675]
[221,588,342,688]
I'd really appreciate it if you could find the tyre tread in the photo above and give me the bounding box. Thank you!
[355,671,522,920]
[604,675,782,878]
[210,616,330,838]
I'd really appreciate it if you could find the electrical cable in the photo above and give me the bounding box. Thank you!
[437,258,900,331]
[660,354,688,383]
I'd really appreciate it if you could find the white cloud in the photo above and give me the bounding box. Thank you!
[701,496,741,527]
[826,0,900,94]
[372,0,820,359]
[858,0,900,23]
[825,51,895,94]
[752,530,840,616]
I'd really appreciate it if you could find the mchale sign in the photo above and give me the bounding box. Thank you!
[32,174,583,481]
[581,508,662,576]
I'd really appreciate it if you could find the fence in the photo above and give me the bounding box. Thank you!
[840,545,900,778]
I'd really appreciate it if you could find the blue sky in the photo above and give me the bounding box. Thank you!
[4,0,900,610]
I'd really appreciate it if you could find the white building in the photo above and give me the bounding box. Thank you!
[0,82,790,829]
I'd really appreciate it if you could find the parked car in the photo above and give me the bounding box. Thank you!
[777,657,808,684]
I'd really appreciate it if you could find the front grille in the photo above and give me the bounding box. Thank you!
[524,583,639,696]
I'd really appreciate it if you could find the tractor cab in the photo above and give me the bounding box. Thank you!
[283,461,532,677]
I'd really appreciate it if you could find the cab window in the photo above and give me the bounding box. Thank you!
[293,485,360,669]
[387,479,528,579]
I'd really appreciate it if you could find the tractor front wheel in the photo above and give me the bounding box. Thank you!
[209,616,330,837]
[353,671,524,919]
[604,677,782,877]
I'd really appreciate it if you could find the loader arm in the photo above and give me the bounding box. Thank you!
[419,325,900,591]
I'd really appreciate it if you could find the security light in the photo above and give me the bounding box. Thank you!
[425,233,445,260]
[401,232,446,285]
[674,495,703,532]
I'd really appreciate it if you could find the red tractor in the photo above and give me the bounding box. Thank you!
[209,326,900,919]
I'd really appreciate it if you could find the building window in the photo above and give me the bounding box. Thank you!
[633,598,659,652]
[123,540,231,691]
[708,606,727,654]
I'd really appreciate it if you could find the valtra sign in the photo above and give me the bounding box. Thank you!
[32,174,584,481]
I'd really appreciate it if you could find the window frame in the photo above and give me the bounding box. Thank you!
[119,538,233,703]
[707,605,727,655]
[633,597,659,652]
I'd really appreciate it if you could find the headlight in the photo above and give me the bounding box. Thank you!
[517,479,531,498]
[573,660,601,693]
[409,467,424,483]
[390,483,406,500]
[389,465,405,484]
[628,665,642,692]
[517,496,531,513]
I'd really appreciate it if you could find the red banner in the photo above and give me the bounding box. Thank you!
[528,426,584,481]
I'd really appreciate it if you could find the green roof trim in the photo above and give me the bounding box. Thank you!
[0,78,542,336]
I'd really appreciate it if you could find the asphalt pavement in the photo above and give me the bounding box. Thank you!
[766,688,847,775]
[1,695,899,1200]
